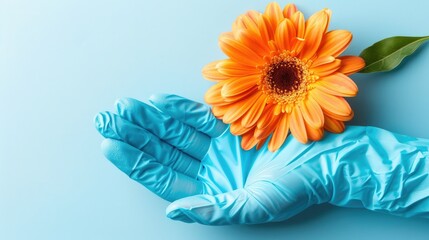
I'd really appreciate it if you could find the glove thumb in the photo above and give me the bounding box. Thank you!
[165,188,271,225]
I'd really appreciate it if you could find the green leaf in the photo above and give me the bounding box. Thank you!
[359,36,429,73]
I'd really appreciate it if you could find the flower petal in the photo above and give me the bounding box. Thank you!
[255,112,280,140]
[300,96,324,128]
[311,88,352,117]
[311,56,335,68]
[283,3,298,19]
[257,14,271,43]
[232,11,260,35]
[235,29,271,58]
[317,30,352,57]
[291,11,305,36]
[219,33,264,66]
[212,105,229,117]
[311,59,341,76]
[316,73,358,97]
[324,109,354,121]
[223,92,262,123]
[274,18,296,51]
[290,107,308,143]
[221,75,259,98]
[305,121,324,141]
[261,14,275,40]
[289,11,305,54]
[240,11,260,33]
[216,59,259,77]
[241,94,267,128]
[202,60,229,81]
[256,137,268,150]
[241,129,259,150]
[254,121,275,140]
[300,9,331,60]
[230,120,253,135]
[223,87,258,103]
[268,113,289,152]
[264,2,284,33]
[338,56,365,75]
[205,82,227,106]
[256,104,275,129]
[324,116,345,133]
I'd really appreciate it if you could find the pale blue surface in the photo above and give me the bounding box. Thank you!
[1,0,428,239]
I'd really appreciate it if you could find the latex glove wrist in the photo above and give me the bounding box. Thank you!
[325,128,429,216]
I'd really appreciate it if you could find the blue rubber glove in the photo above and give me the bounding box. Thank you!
[94,94,429,225]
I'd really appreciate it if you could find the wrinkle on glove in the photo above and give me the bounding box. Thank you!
[116,98,212,160]
[328,127,429,217]
[95,112,201,178]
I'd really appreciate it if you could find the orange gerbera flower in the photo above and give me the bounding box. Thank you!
[203,2,365,152]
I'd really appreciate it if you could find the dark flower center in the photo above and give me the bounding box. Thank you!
[267,63,301,94]
[260,52,317,105]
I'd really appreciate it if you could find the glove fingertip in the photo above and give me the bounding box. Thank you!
[100,138,119,163]
[165,199,184,214]
[100,139,136,176]
[166,207,195,223]
[94,112,104,133]
[166,195,219,224]
[149,93,172,103]
[94,111,122,140]
[114,97,139,115]
[113,98,124,111]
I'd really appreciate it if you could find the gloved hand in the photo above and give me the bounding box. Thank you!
[94,94,429,225]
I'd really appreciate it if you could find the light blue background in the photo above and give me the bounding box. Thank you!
[1,0,428,239]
